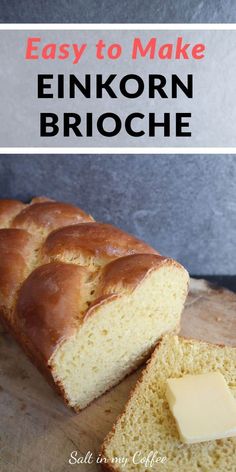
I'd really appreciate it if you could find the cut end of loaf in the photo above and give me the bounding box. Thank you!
[49,263,189,410]
[0,198,189,412]
[102,335,236,472]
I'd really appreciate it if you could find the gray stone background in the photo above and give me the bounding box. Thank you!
[0,0,235,23]
[0,154,235,275]
[0,1,235,276]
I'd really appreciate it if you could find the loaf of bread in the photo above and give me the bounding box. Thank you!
[102,335,236,471]
[0,198,189,411]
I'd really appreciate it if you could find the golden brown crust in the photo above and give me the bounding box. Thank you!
[42,222,158,264]
[0,199,26,228]
[98,253,169,295]
[15,262,90,362]
[12,201,94,235]
[30,196,55,204]
[14,253,169,364]
[0,228,37,314]
[0,197,188,411]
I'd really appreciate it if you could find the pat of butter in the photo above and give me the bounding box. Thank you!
[166,372,236,444]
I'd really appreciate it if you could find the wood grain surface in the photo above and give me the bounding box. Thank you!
[0,278,235,472]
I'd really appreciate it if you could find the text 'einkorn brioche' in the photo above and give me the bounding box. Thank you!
[0,198,189,411]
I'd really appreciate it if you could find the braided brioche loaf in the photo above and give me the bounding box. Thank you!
[0,197,189,411]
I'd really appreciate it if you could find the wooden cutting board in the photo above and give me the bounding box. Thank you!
[0,279,235,472]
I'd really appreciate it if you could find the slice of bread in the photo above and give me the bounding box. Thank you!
[102,335,236,471]
[0,198,189,411]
